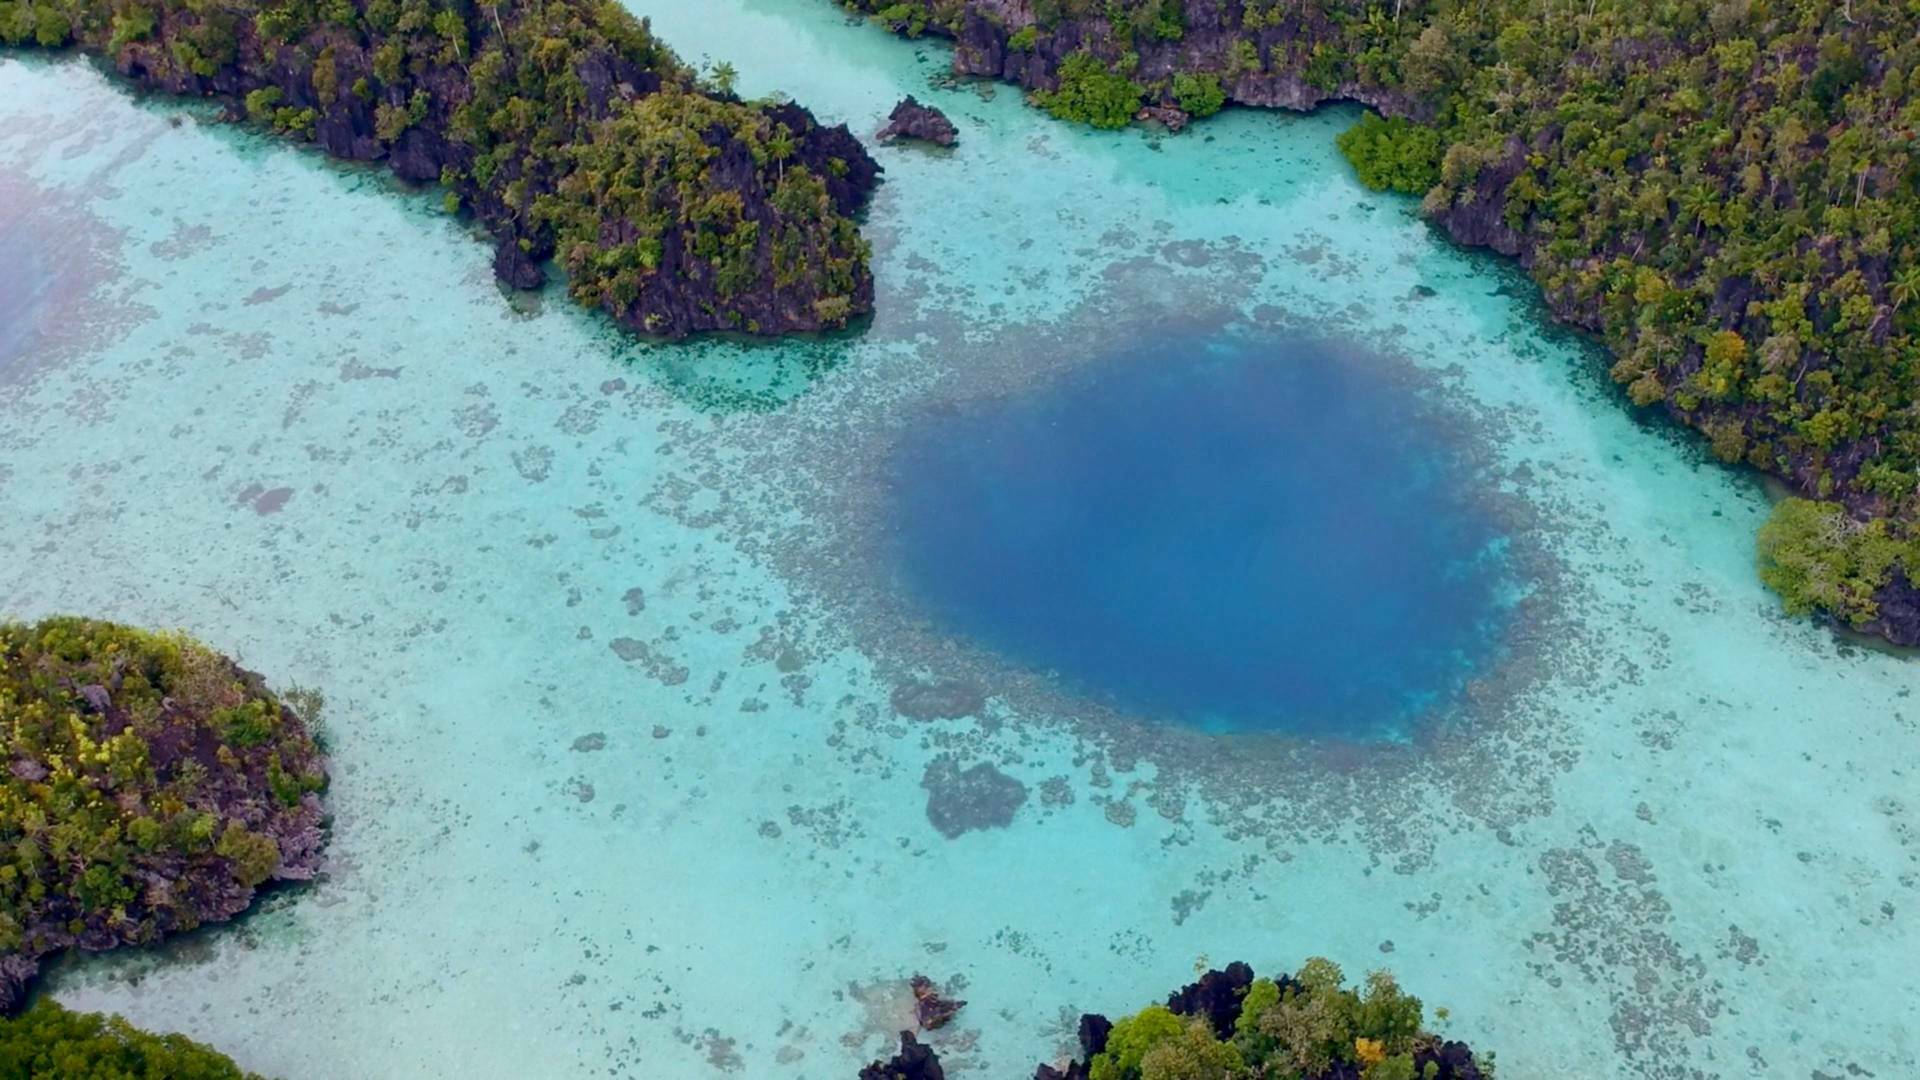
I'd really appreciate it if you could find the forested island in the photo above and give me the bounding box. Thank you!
[0,618,327,1012]
[837,0,1920,645]
[0,0,881,337]
[0,999,262,1078]
[861,959,1490,1080]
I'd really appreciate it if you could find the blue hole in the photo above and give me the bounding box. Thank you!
[885,333,1520,739]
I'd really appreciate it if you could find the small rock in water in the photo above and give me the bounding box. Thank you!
[911,973,965,1030]
[876,96,958,147]
[1135,104,1190,133]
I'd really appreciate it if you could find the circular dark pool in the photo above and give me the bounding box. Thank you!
[885,333,1519,739]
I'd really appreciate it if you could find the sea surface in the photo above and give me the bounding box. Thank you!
[1,4,1916,1078]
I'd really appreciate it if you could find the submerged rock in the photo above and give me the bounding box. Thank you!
[877,96,958,146]
[890,677,986,721]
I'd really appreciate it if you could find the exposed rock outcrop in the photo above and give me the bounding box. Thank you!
[877,96,958,146]
[859,1031,946,1080]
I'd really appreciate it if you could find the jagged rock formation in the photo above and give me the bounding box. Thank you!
[877,96,958,146]
[859,1031,946,1080]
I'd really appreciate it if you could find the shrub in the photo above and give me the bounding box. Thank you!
[1036,52,1143,130]
[1172,72,1225,118]
[0,999,262,1079]
[1336,112,1443,195]
[1757,498,1918,624]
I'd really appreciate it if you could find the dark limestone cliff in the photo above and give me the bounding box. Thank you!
[838,0,1920,644]
[4,0,880,339]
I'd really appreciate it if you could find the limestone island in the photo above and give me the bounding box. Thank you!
[0,617,328,1012]
[0,0,881,338]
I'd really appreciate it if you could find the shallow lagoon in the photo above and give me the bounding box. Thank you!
[0,4,1917,1079]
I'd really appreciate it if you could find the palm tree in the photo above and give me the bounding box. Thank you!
[767,125,796,181]
[1891,266,1920,313]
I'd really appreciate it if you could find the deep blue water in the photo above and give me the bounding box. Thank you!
[886,334,1516,738]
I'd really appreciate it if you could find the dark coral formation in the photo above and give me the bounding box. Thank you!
[876,96,958,146]
[0,618,328,1011]
[3,0,879,339]
[920,754,1027,838]
[837,0,1920,643]
[889,677,985,721]
[859,1031,945,1080]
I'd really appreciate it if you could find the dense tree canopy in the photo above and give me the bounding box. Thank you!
[0,1000,263,1080]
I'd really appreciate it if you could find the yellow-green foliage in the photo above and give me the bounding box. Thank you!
[0,999,262,1079]
[1758,497,1920,624]
[0,618,325,966]
[1089,958,1438,1080]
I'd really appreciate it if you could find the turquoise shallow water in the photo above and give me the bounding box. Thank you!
[1,5,1917,1078]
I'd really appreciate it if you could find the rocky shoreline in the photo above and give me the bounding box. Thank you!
[3,0,880,339]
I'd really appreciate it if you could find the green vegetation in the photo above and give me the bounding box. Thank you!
[1335,113,1440,195]
[1758,497,1920,627]
[0,617,327,1008]
[1081,957,1483,1080]
[1171,72,1225,119]
[1036,52,1143,129]
[870,1,931,36]
[1,0,875,338]
[835,0,1920,638]
[0,1000,263,1079]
